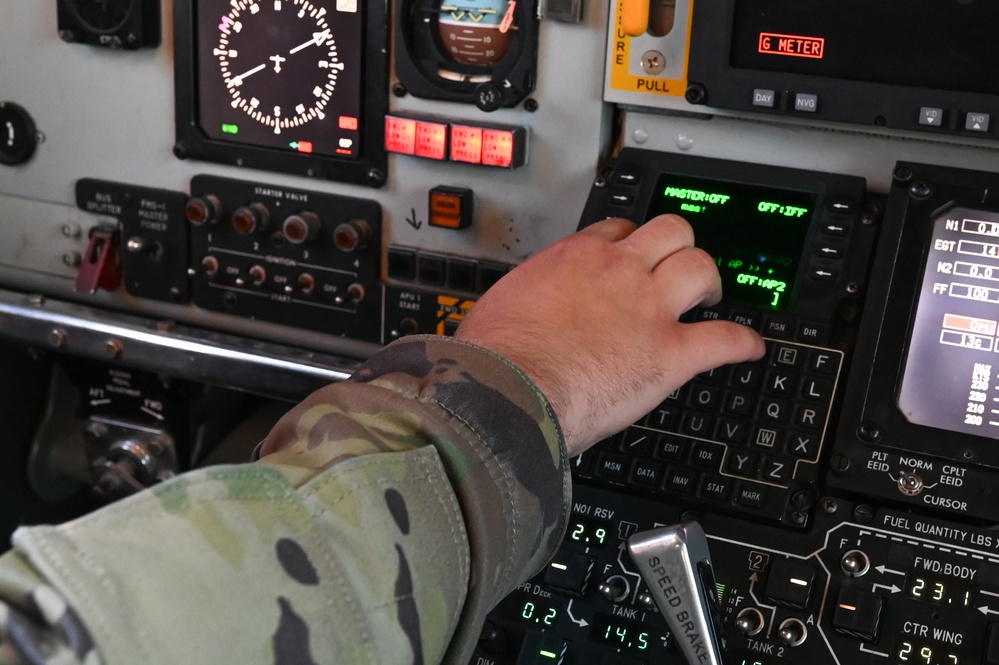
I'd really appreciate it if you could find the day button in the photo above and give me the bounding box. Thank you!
[753,89,777,108]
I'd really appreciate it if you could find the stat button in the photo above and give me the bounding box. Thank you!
[764,557,816,609]
[831,586,885,641]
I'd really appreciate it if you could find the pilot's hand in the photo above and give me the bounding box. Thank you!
[455,214,766,457]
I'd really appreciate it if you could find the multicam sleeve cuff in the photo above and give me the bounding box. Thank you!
[0,335,569,665]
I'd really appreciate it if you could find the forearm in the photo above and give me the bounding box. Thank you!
[0,336,569,665]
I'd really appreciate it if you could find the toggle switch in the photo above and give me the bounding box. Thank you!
[628,522,726,665]
[75,227,122,294]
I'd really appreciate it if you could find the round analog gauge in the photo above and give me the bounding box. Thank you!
[215,0,343,136]
[69,0,134,32]
[437,0,514,67]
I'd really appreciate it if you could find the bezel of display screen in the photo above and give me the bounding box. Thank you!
[897,205,999,441]
[645,173,814,311]
[829,162,999,474]
[687,3,999,141]
[729,1,999,96]
[173,0,388,187]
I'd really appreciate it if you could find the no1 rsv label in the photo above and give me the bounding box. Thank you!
[899,206,999,438]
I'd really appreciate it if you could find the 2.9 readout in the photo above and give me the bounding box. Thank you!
[569,518,611,547]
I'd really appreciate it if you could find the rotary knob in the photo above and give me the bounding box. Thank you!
[232,203,270,235]
[0,102,39,166]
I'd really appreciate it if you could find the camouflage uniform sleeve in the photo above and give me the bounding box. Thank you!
[0,335,570,665]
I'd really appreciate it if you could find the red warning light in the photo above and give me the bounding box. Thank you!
[415,121,448,160]
[296,141,314,154]
[339,116,359,130]
[481,129,515,167]
[450,125,483,164]
[385,116,417,155]
[758,32,825,59]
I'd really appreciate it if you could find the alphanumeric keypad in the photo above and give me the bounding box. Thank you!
[575,338,843,520]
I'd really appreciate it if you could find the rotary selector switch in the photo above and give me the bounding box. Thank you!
[0,102,39,166]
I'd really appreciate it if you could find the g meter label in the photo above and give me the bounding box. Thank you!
[757,32,825,59]
[899,207,999,439]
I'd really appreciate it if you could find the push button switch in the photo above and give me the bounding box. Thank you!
[832,586,885,641]
[765,557,815,609]
[543,549,594,596]
[517,631,568,665]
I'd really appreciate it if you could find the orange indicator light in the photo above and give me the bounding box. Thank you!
[339,116,359,130]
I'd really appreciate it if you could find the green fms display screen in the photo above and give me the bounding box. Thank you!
[646,174,815,311]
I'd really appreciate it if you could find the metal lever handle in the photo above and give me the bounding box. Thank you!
[627,521,726,665]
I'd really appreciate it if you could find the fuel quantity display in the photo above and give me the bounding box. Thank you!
[646,174,814,311]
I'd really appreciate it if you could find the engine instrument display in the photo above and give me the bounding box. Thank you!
[174,0,388,185]
[645,174,814,311]
[898,207,999,440]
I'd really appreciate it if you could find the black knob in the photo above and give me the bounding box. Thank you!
[0,101,39,165]
[185,195,222,225]
[232,203,270,234]
[333,219,369,252]
[282,211,321,244]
